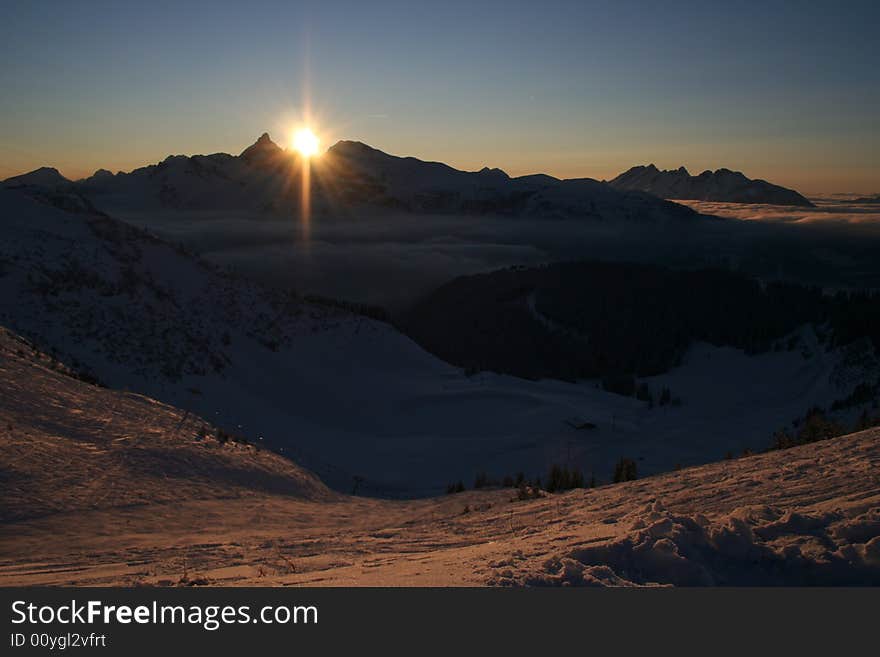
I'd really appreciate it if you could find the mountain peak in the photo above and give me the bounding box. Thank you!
[327,140,383,157]
[610,163,814,207]
[3,166,69,188]
[239,132,282,160]
[478,166,510,180]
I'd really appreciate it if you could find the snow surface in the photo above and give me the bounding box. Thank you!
[60,134,698,225]
[1,188,876,498]
[1,334,877,586]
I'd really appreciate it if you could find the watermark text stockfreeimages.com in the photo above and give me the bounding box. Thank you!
[10,599,318,632]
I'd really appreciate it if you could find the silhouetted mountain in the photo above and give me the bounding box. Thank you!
[239,131,284,162]
[81,168,115,184]
[319,140,700,222]
[3,135,703,224]
[609,164,814,207]
[3,166,69,188]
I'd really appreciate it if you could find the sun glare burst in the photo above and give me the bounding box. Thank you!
[292,128,320,157]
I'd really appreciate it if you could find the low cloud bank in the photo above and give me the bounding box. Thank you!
[118,203,880,313]
[676,199,880,228]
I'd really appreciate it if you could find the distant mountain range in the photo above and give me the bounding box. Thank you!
[608,164,814,207]
[3,140,819,219]
[2,155,878,496]
[3,134,700,224]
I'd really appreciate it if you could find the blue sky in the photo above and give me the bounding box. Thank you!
[2,0,878,192]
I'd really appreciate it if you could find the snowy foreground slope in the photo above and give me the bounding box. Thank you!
[0,327,333,523]
[0,334,877,586]
[0,187,876,495]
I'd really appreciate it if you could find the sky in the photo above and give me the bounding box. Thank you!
[1,0,878,194]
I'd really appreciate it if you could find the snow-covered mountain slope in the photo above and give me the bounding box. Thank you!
[0,325,332,524]
[1,187,875,496]
[72,135,298,214]
[609,164,814,207]
[315,140,701,223]
[5,134,702,224]
[2,348,877,585]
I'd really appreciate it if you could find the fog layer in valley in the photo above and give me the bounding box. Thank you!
[116,198,880,314]
[677,197,880,227]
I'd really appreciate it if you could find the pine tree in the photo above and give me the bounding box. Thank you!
[613,457,637,483]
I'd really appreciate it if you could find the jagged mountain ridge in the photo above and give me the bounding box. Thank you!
[4,134,701,223]
[321,140,699,222]
[609,164,814,207]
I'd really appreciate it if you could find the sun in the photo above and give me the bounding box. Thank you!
[292,128,320,157]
